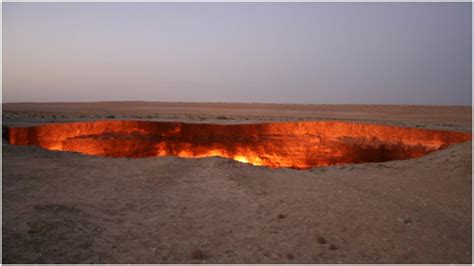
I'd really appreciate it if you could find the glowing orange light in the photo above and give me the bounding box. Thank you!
[6,120,471,169]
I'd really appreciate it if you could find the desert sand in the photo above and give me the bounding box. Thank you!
[2,102,472,263]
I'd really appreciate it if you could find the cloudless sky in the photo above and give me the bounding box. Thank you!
[3,3,472,105]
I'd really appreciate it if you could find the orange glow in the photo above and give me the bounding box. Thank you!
[6,120,472,169]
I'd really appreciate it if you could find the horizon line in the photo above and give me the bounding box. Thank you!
[2,100,472,108]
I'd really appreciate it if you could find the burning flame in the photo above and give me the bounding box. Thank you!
[234,155,250,164]
[6,120,472,169]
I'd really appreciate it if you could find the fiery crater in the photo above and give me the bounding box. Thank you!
[7,120,471,169]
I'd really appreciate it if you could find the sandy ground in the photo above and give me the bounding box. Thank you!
[2,102,472,263]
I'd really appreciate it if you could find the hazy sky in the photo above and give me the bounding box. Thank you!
[3,3,472,105]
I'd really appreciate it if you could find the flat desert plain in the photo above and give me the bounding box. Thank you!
[2,102,472,263]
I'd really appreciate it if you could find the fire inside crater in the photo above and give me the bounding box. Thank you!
[7,120,471,169]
